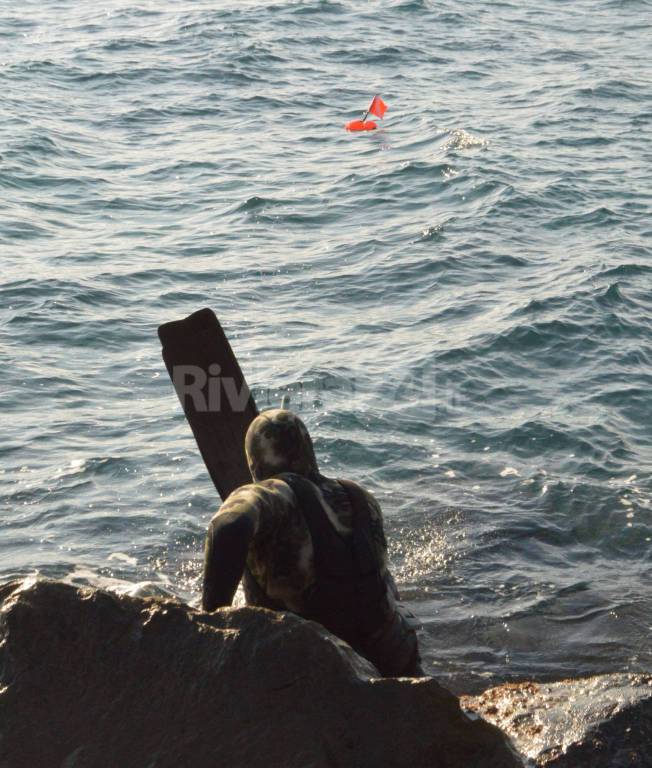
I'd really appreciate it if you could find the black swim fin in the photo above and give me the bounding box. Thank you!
[158,308,259,501]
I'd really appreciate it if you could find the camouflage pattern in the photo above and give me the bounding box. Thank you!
[245,408,318,481]
[208,409,389,614]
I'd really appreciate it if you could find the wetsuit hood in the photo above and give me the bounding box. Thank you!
[245,409,319,482]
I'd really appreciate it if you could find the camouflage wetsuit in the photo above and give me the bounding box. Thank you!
[202,409,424,677]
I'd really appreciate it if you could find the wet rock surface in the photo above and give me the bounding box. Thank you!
[462,673,652,766]
[0,579,519,768]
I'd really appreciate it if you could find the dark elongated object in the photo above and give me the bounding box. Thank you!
[158,308,258,501]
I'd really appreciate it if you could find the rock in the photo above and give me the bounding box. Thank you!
[0,579,520,768]
[462,673,652,766]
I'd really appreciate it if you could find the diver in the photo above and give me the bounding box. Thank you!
[201,409,424,678]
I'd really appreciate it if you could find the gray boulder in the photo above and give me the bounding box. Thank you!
[0,579,520,768]
[462,673,652,766]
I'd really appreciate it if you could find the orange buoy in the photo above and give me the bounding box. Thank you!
[345,119,378,132]
[346,95,388,133]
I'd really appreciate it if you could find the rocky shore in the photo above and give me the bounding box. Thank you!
[0,579,649,767]
[463,673,652,766]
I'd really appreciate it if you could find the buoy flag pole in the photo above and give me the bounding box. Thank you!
[361,94,377,122]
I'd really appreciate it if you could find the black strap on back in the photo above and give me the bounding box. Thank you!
[337,479,380,577]
[279,473,390,645]
[286,474,356,582]
[337,478,389,635]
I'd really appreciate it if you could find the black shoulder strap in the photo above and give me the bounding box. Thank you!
[279,474,355,580]
[337,479,370,522]
[280,475,390,642]
[337,479,380,577]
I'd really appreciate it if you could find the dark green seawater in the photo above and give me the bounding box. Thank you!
[1,0,651,692]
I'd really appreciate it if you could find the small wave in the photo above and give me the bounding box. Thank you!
[417,223,446,242]
[575,80,649,102]
[544,206,620,230]
[457,69,491,80]
[366,162,459,187]
[291,0,346,14]
[542,47,589,62]
[102,38,159,53]
[436,318,593,368]
[0,221,53,242]
[494,254,530,268]
[596,282,626,307]
[0,16,36,35]
[442,129,488,151]
[595,263,652,280]
[435,11,467,23]
[188,68,263,86]
[0,277,124,310]
[4,133,65,159]
[229,194,342,227]
[392,0,434,10]
[0,168,92,192]
[234,195,285,213]
[535,135,614,148]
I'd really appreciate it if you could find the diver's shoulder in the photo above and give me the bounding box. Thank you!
[258,475,295,494]
[335,478,383,517]
[209,480,297,539]
[214,480,292,516]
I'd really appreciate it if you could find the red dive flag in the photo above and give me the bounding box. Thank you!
[368,94,388,119]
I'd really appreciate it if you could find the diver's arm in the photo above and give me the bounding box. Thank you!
[202,483,269,611]
[202,509,255,611]
[201,481,287,611]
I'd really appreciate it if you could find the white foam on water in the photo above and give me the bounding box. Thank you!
[61,566,176,600]
[107,552,138,567]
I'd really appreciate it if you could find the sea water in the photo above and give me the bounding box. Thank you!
[1,0,650,693]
